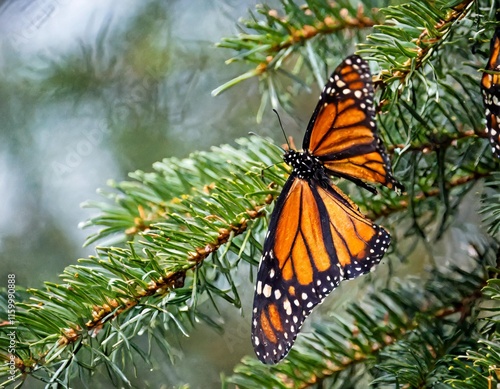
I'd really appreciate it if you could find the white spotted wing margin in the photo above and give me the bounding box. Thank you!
[251,175,391,364]
[481,27,500,158]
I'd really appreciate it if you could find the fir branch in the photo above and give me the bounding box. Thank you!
[212,0,382,111]
[364,0,475,91]
[4,131,490,387]
[445,264,500,388]
[213,0,477,116]
[365,169,491,220]
[226,255,492,389]
[1,123,491,386]
[387,129,486,154]
[213,0,379,78]
[0,137,286,387]
[480,172,500,236]
[80,137,284,245]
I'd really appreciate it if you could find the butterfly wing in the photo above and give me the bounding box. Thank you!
[481,27,500,158]
[251,175,390,364]
[303,55,403,192]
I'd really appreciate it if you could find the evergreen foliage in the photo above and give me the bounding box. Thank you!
[2,0,500,387]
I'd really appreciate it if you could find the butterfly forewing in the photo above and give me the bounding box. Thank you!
[481,27,500,158]
[303,55,403,192]
[251,175,390,364]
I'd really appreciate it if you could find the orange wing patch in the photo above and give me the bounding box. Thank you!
[268,304,284,331]
[309,98,373,157]
[260,309,277,344]
[339,65,364,89]
[317,183,379,265]
[488,29,500,71]
[323,152,388,185]
[274,180,330,284]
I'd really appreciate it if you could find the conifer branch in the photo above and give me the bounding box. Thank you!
[366,169,492,220]
[5,130,492,387]
[0,137,286,387]
[292,286,484,389]
[481,172,500,235]
[213,1,379,90]
[212,0,382,101]
[226,255,493,388]
[366,0,476,90]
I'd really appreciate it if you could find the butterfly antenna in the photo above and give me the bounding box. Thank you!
[273,109,291,150]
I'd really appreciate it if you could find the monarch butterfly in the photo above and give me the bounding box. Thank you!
[481,27,500,158]
[251,55,403,364]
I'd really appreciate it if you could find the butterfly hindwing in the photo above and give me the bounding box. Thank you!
[251,175,390,364]
[303,55,403,192]
[481,27,500,158]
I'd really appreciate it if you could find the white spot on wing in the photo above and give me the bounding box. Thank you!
[283,299,292,315]
[263,284,272,298]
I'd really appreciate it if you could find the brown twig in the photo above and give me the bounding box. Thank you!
[366,170,491,220]
[297,282,486,389]
[253,4,378,75]
[373,0,475,89]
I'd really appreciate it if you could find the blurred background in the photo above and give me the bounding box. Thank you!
[1,0,271,285]
[0,0,297,387]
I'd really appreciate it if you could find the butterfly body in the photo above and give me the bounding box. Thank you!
[283,150,327,183]
[252,55,402,364]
